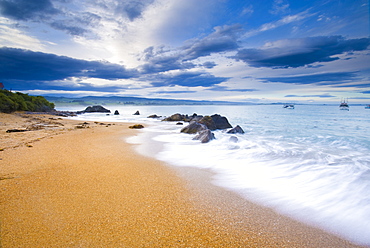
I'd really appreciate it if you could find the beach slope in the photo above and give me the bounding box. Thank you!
[0,113,365,247]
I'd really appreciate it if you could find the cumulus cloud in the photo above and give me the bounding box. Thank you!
[0,47,137,81]
[235,36,370,68]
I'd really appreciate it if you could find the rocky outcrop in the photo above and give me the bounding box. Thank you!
[133,110,140,115]
[129,124,144,129]
[210,114,232,129]
[82,105,110,113]
[180,122,208,134]
[162,113,203,122]
[193,129,215,143]
[162,113,185,122]
[162,112,237,143]
[148,114,161,118]
[199,116,217,130]
[114,110,120,115]
[227,125,245,134]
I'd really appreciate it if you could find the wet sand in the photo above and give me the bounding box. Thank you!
[0,113,366,247]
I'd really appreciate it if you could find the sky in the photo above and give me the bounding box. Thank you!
[0,0,369,104]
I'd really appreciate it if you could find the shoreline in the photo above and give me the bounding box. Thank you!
[0,112,367,247]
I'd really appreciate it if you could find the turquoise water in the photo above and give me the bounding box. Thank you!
[62,104,370,245]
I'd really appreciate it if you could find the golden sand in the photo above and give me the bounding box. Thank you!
[0,113,366,247]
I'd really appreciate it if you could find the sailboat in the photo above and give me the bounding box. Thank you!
[339,98,349,111]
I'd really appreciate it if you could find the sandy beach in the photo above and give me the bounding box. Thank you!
[0,112,366,247]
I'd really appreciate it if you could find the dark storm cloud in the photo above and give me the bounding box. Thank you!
[261,72,359,85]
[0,0,59,21]
[234,36,370,68]
[0,47,137,81]
[150,71,229,87]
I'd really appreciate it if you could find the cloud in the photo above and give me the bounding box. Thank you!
[285,93,335,98]
[154,90,198,94]
[270,0,290,15]
[0,0,59,21]
[50,21,88,36]
[140,24,243,73]
[201,61,217,69]
[235,36,370,68]
[208,85,258,92]
[242,10,312,38]
[0,0,154,39]
[261,72,359,85]
[181,24,243,61]
[0,47,137,82]
[90,0,154,21]
[150,71,229,87]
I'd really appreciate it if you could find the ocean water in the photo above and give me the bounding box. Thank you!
[61,105,370,245]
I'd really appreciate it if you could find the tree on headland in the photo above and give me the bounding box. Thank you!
[0,89,55,113]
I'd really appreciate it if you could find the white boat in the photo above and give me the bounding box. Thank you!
[283,104,295,109]
[340,98,349,111]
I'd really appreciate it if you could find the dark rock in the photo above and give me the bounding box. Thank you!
[162,113,185,122]
[133,110,140,115]
[227,125,245,134]
[129,124,144,129]
[193,129,215,143]
[189,115,203,122]
[211,114,232,129]
[6,129,29,133]
[199,116,217,130]
[114,110,120,115]
[176,122,183,125]
[229,136,239,143]
[83,105,111,113]
[180,122,208,134]
[148,114,161,118]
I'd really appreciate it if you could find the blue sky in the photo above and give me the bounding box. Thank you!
[0,0,369,103]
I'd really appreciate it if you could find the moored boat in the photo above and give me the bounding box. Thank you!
[283,104,295,109]
[339,98,349,111]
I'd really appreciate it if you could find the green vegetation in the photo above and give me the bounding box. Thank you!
[0,89,55,113]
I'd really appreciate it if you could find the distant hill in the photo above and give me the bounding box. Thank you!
[44,95,246,106]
